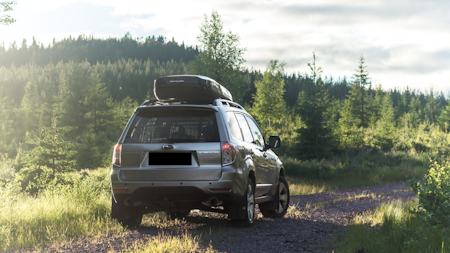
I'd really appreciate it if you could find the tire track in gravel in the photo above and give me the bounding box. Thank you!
[14,182,416,253]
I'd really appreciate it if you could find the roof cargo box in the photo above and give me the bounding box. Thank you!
[154,75,233,103]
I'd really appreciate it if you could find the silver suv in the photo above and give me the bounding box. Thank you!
[111,75,290,227]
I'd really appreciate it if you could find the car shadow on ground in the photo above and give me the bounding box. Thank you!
[134,208,344,253]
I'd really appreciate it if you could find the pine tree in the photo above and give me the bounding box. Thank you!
[251,60,286,134]
[76,132,102,169]
[0,93,16,154]
[39,72,60,128]
[60,63,89,136]
[295,52,332,159]
[22,113,76,172]
[425,90,437,124]
[20,79,41,134]
[17,109,76,193]
[396,87,413,128]
[409,96,423,123]
[369,85,383,127]
[322,99,341,152]
[189,11,247,103]
[84,69,114,134]
[401,87,412,115]
[437,100,450,133]
[339,99,363,147]
[376,93,396,150]
[348,55,371,127]
[113,96,139,131]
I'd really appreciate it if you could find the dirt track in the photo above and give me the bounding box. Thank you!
[15,182,416,252]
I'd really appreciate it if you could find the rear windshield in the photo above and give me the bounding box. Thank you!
[123,109,219,143]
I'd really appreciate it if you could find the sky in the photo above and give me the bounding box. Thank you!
[1,0,450,96]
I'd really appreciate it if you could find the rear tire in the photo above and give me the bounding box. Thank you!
[260,176,290,218]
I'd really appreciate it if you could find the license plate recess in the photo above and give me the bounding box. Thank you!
[148,153,191,165]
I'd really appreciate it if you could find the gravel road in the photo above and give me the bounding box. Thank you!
[16,182,416,252]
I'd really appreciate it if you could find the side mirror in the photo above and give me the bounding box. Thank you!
[268,135,281,149]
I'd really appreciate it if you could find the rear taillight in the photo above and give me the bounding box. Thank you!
[221,142,236,166]
[112,144,121,166]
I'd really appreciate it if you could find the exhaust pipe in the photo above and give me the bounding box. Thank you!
[202,197,223,207]
[124,198,145,207]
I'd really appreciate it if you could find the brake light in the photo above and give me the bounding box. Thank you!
[221,142,236,166]
[112,144,121,166]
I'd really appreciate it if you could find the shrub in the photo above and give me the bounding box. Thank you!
[339,200,450,253]
[410,161,450,228]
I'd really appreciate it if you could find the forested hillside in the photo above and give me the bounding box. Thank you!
[0,33,198,67]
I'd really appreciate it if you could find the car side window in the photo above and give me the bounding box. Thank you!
[226,111,243,141]
[245,116,265,148]
[235,113,254,143]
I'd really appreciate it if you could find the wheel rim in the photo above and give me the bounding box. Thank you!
[276,181,288,213]
[247,183,255,223]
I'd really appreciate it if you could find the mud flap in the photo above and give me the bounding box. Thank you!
[227,205,246,219]
[259,183,279,211]
[226,195,247,219]
[111,197,133,219]
[274,182,280,209]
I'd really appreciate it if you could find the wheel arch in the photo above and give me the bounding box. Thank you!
[248,169,256,186]
[244,155,256,184]
[279,167,285,178]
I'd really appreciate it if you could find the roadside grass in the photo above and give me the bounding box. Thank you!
[116,231,214,253]
[335,200,450,253]
[0,168,123,251]
[0,164,217,252]
[283,149,429,196]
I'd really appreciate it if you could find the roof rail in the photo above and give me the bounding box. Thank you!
[212,99,246,111]
[141,98,167,106]
[140,98,245,111]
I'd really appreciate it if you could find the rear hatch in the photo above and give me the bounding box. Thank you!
[119,107,222,181]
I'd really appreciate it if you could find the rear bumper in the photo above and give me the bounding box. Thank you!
[112,181,238,202]
[111,166,246,211]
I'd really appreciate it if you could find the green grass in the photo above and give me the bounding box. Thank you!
[283,149,429,195]
[335,200,450,253]
[0,168,123,251]
[0,165,217,252]
[116,231,214,253]
[0,163,218,252]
